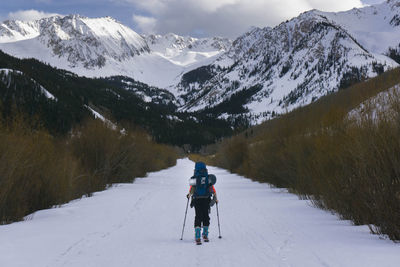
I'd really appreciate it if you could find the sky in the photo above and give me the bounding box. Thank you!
[0,0,386,38]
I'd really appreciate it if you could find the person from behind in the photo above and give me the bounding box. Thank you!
[187,162,218,245]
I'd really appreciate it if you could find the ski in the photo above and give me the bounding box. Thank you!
[196,239,202,245]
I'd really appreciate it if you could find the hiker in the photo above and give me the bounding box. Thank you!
[186,162,218,244]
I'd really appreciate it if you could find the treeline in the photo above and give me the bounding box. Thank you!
[0,115,179,224]
[209,67,400,241]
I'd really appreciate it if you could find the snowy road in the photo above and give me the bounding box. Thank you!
[0,158,399,267]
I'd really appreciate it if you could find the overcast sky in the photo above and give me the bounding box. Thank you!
[0,0,386,38]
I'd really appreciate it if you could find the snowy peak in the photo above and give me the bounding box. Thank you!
[312,0,400,53]
[0,19,40,43]
[178,1,399,122]
[143,33,231,67]
[0,15,230,88]
[145,33,231,52]
[37,15,150,67]
[0,15,150,68]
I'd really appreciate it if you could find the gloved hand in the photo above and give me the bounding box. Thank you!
[210,196,218,207]
[186,194,190,199]
[209,199,216,207]
[213,195,218,204]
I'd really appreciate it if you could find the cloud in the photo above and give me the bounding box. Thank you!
[7,9,61,21]
[118,0,364,37]
[133,15,157,33]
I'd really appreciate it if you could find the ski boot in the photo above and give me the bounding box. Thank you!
[202,226,209,242]
[195,227,202,245]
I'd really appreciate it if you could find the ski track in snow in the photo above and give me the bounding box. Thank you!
[0,158,399,267]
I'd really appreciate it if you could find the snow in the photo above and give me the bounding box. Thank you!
[143,95,153,103]
[0,68,23,76]
[348,83,400,121]
[0,16,230,92]
[80,17,147,50]
[85,105,106,121]
[0,37,225,91]
[145,33,227,68]
[166,115,182,122]
[85,105,117,129]
[0,158,399,267]
[0,20,40,43]
[41,87,56,100]
[316,1,400,54]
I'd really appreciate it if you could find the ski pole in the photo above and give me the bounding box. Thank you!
[180,197,190,240]
[216,202,222,238]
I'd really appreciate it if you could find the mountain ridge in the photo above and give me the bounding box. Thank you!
[1,1,400,125]
[0,15,230,89]
[178,1,400,123]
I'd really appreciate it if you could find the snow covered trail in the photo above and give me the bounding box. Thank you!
[0,158,399,267]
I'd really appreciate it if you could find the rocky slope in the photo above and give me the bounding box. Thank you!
[178,0,400,123]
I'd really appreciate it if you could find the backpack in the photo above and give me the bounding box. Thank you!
[193,162,211,198]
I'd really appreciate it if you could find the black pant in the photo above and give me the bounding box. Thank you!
[194,198,210,227]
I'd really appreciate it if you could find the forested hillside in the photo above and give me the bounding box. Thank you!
[0,50,236,150]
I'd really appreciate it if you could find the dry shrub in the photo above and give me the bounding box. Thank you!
[214,136,248,173]
[0,117,179,223]
[211,68,400,240]
[70,119,179,192]
[188,154,214,166]
[0,118,84,223]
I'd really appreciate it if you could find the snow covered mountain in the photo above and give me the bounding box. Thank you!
[0,20,40,43]
[0,15,149,68]
[178,0,400,123]
[0,15,230,89]
[144,33,231,67]
[1,1,400,124]
[318,0,400,54]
